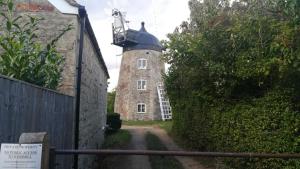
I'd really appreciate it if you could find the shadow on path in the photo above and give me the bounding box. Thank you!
[102,126,151,169]
[101,125,211,169]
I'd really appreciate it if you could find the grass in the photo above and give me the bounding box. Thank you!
[145,132,184,169]
[102,129,131,149]
[123,120,173,134]
[99,129,132,169]
[123,120,165,126]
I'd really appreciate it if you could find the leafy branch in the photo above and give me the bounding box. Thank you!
[0,0,72,89]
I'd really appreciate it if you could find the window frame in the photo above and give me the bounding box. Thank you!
[137,79,147,90]
[137,58,147,70]
[137,103,146,113]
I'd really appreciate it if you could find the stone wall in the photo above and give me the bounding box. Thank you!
[115,49,164,120]
[78,30,108,169]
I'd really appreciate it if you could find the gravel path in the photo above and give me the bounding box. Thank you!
[148,126,211,169]
[102,125,210,169]
[124,126,152,169]
[103,126,152,169]
[122,125,211,169]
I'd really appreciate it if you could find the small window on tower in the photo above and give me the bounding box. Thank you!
[137,103,146,113]
[137,80,146,90]
[137,58,147,69]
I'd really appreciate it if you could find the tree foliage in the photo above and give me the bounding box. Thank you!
[163,0,300,168]
[0,0,72,89]
[107,90,116,113]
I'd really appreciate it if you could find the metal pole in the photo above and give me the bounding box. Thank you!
[55,149,300,159]
[74,6,86,169]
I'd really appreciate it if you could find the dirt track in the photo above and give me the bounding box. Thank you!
[103,125,210,169]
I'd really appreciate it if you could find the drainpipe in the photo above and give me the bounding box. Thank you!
[74,6,86,169]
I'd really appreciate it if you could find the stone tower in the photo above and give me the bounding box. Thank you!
[114,22,164,120]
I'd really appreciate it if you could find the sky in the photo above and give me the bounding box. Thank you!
[76,0,190,91]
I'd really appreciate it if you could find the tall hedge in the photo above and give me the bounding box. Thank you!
[163,0,300,168]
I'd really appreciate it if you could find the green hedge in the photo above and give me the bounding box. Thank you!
[164,0,300,168]
[106,113,122,133]
[170,89,300,168]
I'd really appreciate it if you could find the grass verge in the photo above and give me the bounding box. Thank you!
[123,120,165,126]
[123,120,173,134]
[99,129,131,169]
[102,129,131,149]
[145,132,184,169]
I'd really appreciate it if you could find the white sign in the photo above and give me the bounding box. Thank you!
[0,144,42,169]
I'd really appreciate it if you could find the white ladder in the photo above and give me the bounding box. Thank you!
[157,83,172,121]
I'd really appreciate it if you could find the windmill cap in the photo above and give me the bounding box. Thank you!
[124,21,162,52]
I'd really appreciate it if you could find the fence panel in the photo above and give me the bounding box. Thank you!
[0,75,74,169]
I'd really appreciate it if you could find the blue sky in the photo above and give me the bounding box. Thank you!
[76,0,190,91]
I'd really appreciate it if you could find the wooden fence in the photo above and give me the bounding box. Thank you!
[0,75,75,169]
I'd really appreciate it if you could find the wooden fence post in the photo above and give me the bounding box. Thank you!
[19,132,49,169]
[49,147,56,169]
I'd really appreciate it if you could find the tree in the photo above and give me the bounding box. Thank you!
[0,0,72,89]
[163,0,300,168]
[107,89,116,113]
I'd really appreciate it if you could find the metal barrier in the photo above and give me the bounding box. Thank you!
[14,133,300,169]
[49,148,300,169]
[54,149,300,158]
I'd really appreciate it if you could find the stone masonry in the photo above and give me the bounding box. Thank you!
[14,0,79,96]
[115,49,164,120]
[78,30,108,168]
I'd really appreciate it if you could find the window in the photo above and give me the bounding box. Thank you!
[137,58,147,69]
[137,80,146,90]
[137,103,146,113]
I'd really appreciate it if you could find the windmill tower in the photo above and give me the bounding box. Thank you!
[112,9,172,121]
